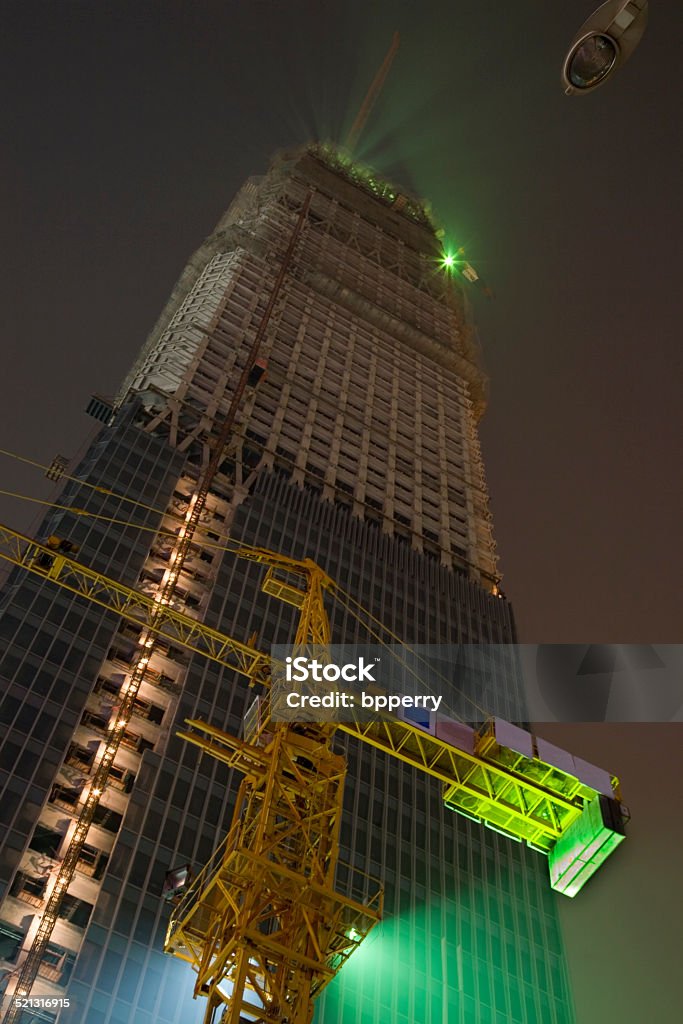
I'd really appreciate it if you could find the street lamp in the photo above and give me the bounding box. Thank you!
[562,0,648,95]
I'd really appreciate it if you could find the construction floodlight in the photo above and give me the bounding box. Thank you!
[562,0,648,95]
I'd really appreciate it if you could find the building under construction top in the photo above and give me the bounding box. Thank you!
[120,144,497,584]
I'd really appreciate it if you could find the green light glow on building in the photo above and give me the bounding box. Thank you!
[322,906,458,1024]
[549,796,626,898]
[318,833,575,1024]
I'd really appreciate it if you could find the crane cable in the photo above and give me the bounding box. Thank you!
[330,585,490,721]
[0,447,277,557]
[0,487,255,554]
[0,446,166,519]
[0,448,495,720]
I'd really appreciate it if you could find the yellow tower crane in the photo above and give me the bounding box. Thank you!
[0,524,628,1024]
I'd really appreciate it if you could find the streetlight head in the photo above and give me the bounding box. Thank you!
[566,33,618,90]
[562,0,648,95]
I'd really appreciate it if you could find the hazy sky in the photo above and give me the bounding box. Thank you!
[1,3,681,1021]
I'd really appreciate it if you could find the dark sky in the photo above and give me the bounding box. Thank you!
[1,3,681,1021]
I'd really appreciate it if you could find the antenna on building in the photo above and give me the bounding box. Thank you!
[344,31,400,155]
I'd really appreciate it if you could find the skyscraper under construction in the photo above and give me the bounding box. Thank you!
[0,146,575,1023]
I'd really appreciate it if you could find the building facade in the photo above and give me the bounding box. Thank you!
[0,147,575,1023]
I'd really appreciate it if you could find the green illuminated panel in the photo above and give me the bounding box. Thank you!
[444,788,561,851]
[549,796,626,897]
[317,846,576,1024]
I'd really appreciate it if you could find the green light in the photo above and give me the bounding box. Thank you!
[549,796,626,897]
[441,253,456,270]
[346,927,361,943]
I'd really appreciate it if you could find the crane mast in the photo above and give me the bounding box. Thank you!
[164,559,383,1024]
[345,31,400,154]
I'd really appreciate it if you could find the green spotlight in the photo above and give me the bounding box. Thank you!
[440,253,456,271]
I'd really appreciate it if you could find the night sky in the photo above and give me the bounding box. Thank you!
[1,3,681,1022]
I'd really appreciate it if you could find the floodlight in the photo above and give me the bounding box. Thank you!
[562,0,648,95]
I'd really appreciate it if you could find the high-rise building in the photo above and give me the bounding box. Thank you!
[0,146,574,1024]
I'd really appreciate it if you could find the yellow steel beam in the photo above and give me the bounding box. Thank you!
[336,717,589,851]
[0,523,271,686]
